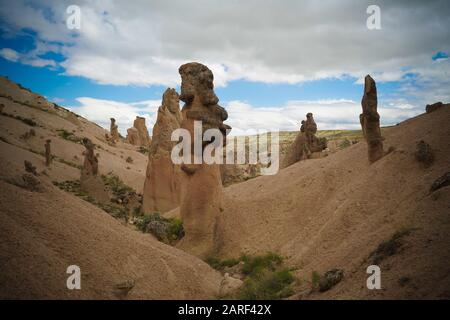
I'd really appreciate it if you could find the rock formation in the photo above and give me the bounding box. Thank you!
[426,102,449,114]
[305,112,318,147]
[134,116,151,146]
[125,127,140,145]
[45,139,52,166]
[282,113,326,168]
[125,117,151,147]
[142,88,182,214]
[415,140,434,168]
[24,160,37,176]
[110,118,119,142]
[177,62,230,257]
[80,138,109,203]
[360,75,384,163]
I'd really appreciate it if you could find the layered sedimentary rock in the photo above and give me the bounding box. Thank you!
[110,118,119,142]
[282,113,326,168]
[80,138,109,203]
[142,88,182,213]
[177,62,230,257]
[125,117,151,147]
[360,75,384,163]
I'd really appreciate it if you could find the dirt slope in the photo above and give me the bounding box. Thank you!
[0,77,222,299]
[0,152,222,299]
[218,106,450,299]
[0,76,147,192]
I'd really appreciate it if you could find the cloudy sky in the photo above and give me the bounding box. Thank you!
[0,0,449,135]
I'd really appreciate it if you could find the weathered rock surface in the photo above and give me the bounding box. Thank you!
[319,269,344,292]
[45,139,51,166]
[282,113,327,168]
[415,140,434,168]
[125,127,140,145]
[125,117,151,147]
[430,172,450,193]
[426,102,449,114]
[80,138,109,203]
[360,75,384,163]
[110,118,119,142]
[142,88,182,213]
[219,273,243,297]
[177,62,230,257]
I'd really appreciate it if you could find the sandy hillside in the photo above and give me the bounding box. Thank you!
[217,106,450,299]
[0,77,224,299]
[0,144,222,299]
[1,76,449,300]
[0,76,147,192]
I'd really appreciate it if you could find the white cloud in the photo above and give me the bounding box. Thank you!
[225,99,421,135]
[68,93,422,137]
[0,48,20,62]
[0,47,57,68]
[1,0,449,89]
[69,97,161,135]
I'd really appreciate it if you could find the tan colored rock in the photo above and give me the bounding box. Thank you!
[125,117,152,146]
[360,75,384,163]
[24,160,37,176]
[219,273,243,297]
[425,102,449,114]
[80,138,109,203]
[282,113,326,168]
[142,88,182,214]
[177,62,230,258]
[45,139,52,167]
[110,118,119,142]
[134,116,151,146]
[125,127,140,145]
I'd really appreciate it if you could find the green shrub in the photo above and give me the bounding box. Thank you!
[207,253,295,300]
[138,146,149,155]
[311,271,321,289]
[135,213,184,244]
[56,129,82,143]
[339,138,351,149]
[205,257,241,270]
[241,252,283,277]
[237,268,295,300]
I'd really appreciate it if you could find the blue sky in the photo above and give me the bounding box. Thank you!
[1,0,449,135]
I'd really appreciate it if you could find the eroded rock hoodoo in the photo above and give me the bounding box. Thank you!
[142,88,182,213]
[125,116,151,147]
[282,112,326,168]
[80,138,109,203]
[360,75,384,163]
[45,139,52,167]
[177,62,231,257]
[110,118,119,142]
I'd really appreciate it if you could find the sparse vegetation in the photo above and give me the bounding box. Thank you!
[138,146,149,155]
[339,138,351,149]
[126,156,133,163]
[206,252,295,300]
[311,271,321,290]
[53,180,128,221]
[369,228,414,264]
[134,212,184,244]
[56,129,82,143]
